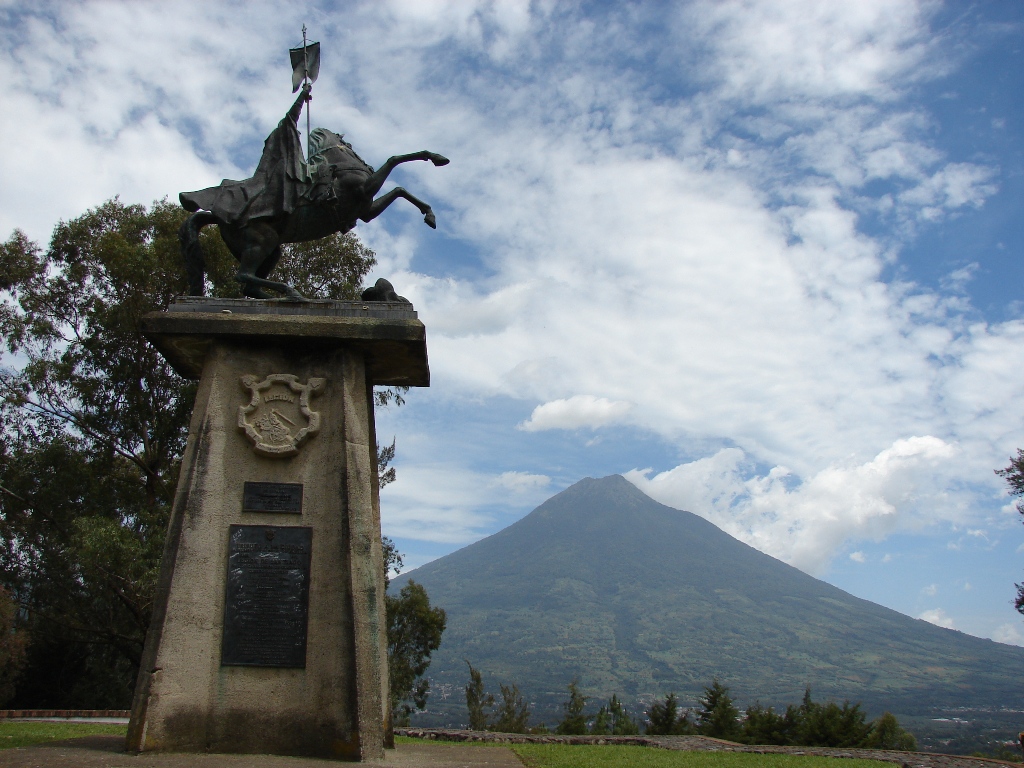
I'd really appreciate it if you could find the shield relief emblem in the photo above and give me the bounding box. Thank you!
[238,374,326,457]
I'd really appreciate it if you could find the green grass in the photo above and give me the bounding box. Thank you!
[0,721,127,749]
[396,739,893,767]
[512,745,893,768]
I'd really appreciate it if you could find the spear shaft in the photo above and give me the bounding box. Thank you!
[302,24,311,162]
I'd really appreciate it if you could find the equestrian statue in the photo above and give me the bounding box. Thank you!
[179,74,448,300]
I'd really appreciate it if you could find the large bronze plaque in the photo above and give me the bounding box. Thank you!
[221,525,312,668]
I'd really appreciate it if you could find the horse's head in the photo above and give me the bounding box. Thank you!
[308,127,348,156]
[308,128,373,178]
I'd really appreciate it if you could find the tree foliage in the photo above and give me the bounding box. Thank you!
[274,234,376,301]
[492,683,531,734]
[735,687,915,750]
[645,693,695,735]
[0,198,396,706]
[639,683,916,750]
[0,587,27,706]
[592,694,639,735]
[387,581,446,726]
[741,702,797,745]
[462,663,531,733]
[696,679,741,740]
[382,535,403,590]
[996,450,1024,615]
[465,662,495,730]
[796,689,872,748]
[555,679,589,735]
[864,712,917,751]
[0,200,210,705]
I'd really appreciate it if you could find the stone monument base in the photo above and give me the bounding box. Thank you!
[126,298,428,760]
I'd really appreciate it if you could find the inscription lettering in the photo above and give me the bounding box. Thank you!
[242,482,303,514]
[221,525,312,668]
[264,392,296,403]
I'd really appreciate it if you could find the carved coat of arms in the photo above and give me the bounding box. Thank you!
[238,374,325,457]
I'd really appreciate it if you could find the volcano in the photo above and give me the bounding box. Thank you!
[392,475,1024,726]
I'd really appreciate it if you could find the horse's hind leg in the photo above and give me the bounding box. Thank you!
[361,187,438,229]
[225,224,305,300]
[256,246,284,281]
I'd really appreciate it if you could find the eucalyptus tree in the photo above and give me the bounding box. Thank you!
[997,450,1024,616]
[0,199,384,706]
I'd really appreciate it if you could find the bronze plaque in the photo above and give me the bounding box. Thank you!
[242,482,303,513]
[221,525,312,668]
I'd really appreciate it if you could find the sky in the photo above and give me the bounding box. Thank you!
[1,1,1022,646]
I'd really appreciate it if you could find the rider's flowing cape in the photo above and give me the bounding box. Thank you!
[180,115,310,227]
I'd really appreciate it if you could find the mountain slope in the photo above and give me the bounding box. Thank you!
[393,475,1024,722]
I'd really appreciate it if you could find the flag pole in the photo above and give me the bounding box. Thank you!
[302,24,311,162]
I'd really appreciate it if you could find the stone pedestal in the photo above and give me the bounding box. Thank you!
[126,298,428,760]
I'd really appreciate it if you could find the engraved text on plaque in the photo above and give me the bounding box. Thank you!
[221,525,312,668]
[242,482,303,513]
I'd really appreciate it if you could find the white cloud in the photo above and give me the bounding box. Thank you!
[518,396,634,432]
[684,0,939,103]
[849,551,866,563]
[1,1,1020,635]
[993,623,1024,647]
[493,471,551,493]
[626,436,959,574]
[380,462,496,545]
[900,162,999,221]
[922,583,938,596]
[941,263,979,293]
[919,608,956,629]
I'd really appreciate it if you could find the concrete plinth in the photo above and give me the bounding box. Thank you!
[127,298,428,761]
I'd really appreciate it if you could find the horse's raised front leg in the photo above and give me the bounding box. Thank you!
[361,187,437,229]
[360,151,449,199]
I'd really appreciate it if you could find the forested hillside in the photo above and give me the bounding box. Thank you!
[393,475,1024,726]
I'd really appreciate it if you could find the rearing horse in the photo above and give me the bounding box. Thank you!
[179,85,448,299]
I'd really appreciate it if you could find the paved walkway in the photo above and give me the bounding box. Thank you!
[0,736,523,768]
[397,728,1021,768]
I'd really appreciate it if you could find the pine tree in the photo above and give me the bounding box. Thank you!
[492,683,531,734]
[607,694,640,735]
[555,680,589,735]
[591,705,611,735]
[795,689,872,748]
[696,679,741,741]
[646,693,695,735]
[741,702,791,745]
[464,662,494,730]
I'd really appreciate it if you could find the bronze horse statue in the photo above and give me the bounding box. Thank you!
[179,85,448,299]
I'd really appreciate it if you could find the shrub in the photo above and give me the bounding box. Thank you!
[865,712,917,751]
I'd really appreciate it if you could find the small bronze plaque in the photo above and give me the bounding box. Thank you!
[242,482,303,514]
[221,525,312,668]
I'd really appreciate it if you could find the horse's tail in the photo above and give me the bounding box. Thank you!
[179,211,217,296]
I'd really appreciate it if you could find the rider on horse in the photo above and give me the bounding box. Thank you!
[180,86,314,227]
[178,86,447,299]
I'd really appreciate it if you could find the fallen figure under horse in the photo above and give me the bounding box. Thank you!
[179,85,448,300]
